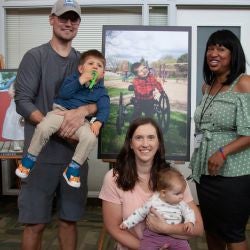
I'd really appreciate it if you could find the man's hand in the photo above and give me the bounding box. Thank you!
[29,110,44,125]
[90,121,102,136]
[55,109,85,138]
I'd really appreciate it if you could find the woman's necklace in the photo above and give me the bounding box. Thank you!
[198,82,224,128]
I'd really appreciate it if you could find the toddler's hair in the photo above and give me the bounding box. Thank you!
[80,49,106,67]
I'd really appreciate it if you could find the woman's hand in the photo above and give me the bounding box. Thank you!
[184,222,194,233]
[146,208,189,239]
[146,208,167,234]
[208,135,250,176]
[207,150,225,176]
[146,202,204,238]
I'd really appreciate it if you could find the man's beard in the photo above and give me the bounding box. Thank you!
[54,30,76,43]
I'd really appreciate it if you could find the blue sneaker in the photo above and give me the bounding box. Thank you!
[15,153,36,179]
[15,163,31,179]
[63,164,80,188]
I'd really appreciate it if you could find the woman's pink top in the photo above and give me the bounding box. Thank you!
[99,169,193,250]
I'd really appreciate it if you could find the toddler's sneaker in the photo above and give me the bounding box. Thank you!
[15,163,31,178]
[63,165,80,188]
[15,153,36,179]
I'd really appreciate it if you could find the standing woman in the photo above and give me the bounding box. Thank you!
[190,29,250,250]
[100,117,203,250]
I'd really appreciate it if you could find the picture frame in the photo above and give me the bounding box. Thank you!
[0,69,24,144]
[98,25,192,161]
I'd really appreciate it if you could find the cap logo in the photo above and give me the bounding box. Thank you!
[64,0,76,8]
[51,0,81,17]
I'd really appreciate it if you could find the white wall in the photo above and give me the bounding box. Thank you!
[87,146,110,198]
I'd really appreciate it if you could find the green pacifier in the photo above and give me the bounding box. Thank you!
[89,71,98,90]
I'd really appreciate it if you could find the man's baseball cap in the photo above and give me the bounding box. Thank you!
[51,0,81,18]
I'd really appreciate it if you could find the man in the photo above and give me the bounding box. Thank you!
[15,0,96,249]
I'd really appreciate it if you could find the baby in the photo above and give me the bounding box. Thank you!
[120,167,195,250]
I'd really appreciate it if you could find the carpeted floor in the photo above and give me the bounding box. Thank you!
[0,196,249,250]
[0,196,104,250]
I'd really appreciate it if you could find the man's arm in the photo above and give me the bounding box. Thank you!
[29,110,44,125]
[15,51,42,121]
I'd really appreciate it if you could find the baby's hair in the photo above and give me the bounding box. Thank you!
[79,49,106,67]
[156,167,186,191]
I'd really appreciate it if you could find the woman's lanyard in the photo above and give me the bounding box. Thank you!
[194,82,224,149]
[198,82,224,129]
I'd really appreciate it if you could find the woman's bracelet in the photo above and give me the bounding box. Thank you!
[219,147,227,161]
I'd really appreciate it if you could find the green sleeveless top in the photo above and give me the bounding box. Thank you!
[190,75,250,183]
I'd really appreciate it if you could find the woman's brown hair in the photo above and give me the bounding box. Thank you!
[113,117,169,191]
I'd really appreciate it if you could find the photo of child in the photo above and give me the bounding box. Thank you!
[2,82,24,151]
[0,68,23,151]
[130,62,167,120]
[99,26,191,161]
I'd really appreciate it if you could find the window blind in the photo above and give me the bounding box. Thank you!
[6,7,142,68]
[149,5,168,26]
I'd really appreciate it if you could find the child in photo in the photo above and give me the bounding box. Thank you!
[16,49,110,188]
[120,167,195,250]
[131,62,166,120]
[2,82,24,151]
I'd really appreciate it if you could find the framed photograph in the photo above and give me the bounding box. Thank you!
[98,25,191,161]
[0,69,24,153]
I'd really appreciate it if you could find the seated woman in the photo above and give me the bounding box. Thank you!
[99,117,204,250]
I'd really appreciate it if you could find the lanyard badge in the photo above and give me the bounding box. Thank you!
[194,133,203,148]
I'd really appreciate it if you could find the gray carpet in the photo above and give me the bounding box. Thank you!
[0,196,104,250]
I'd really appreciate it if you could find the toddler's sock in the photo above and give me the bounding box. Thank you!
[67,160,80,175]
[22,153,37,169]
